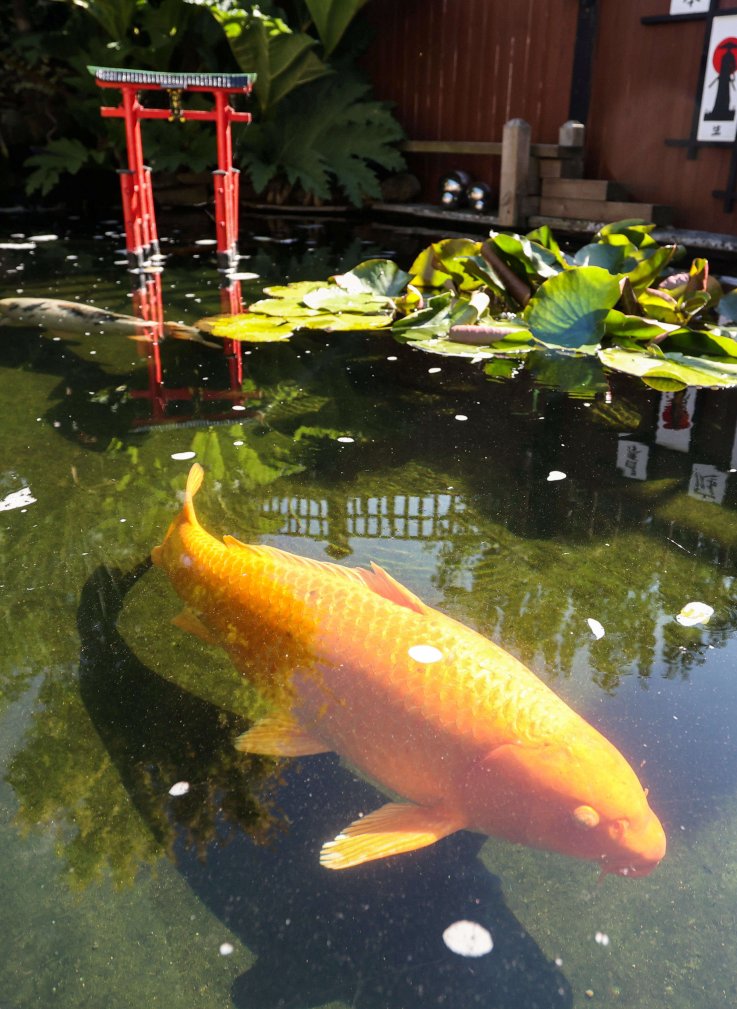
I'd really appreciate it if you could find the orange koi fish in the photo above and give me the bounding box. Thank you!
[152,465,666,876]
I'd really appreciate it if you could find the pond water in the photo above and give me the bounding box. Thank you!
[2,218,737,1009]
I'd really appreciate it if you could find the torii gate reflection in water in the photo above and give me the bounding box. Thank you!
[89,66,258,422]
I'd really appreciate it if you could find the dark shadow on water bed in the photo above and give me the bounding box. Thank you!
[75,563,572,1009]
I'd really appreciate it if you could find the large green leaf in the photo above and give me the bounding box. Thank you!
[598,347,737,389]
[216,9,329,112]
[409,239,484,291]
[573,243,626,273]
[304,0,369,55]
[625,245,677,293]
[488,231,563,282]
[604,310,681,343]
[196,313,295,341]
[660,328,737,359]
[333,259,411,297]
[523,266,621,350]
[301,288,392,314]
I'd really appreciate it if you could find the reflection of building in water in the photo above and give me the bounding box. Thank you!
[263,492,470,541]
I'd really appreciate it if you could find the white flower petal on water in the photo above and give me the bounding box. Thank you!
[408,644,443,663]
[171,451,196,461]
[454,414,468,421]
[547,471,566,482]
[442,920,494,957]
[587,618,605,640]
[676,601,714,627]
[168,781,190,797]
[219,942,234,956]
[594,931,610,947]
[0,487,37,512]
[336,436,354,443]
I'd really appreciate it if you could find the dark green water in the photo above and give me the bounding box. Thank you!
[2,220,737,1009]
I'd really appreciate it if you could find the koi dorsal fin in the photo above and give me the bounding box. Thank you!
[221,536,430,615]
[359,563,431,615]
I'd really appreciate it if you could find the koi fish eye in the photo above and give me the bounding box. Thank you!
[572,805,600,829]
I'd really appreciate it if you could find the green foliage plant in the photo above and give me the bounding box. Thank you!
[197,220,737,392]
[5,0,232,197]
[7,0,402,207]
[202,0,404,205]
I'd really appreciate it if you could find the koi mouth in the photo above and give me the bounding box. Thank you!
[598,859,659,881]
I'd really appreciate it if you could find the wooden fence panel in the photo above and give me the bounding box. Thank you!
[586,0,734,234]
[362,0,579,201]
[361,0,737,233]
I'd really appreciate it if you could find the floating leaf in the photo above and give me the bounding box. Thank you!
[261,280,325,299]
[302,287,391,314]
[523,266,621,350]
[249,298,322,318]
[409,239,483,291]
[604,310,681,343]
[405,337,500,359]
[660,328,737,359]
[332,259,411,297]
[297,312,393,331]
[625,245,677,293]
[196,313,294,341]
[574,243,626,273]
[489,231,563,282]
[598,346,737,390]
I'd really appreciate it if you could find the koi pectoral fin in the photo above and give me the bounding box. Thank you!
[171,608,218,645]
[235,714,332,757]
[320,802,465,870]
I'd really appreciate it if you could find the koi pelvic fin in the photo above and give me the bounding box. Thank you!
[171,608,218,645]
[320,802,464,870]
[235,714,331,757]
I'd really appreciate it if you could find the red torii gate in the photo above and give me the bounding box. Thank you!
[88,66,255,272]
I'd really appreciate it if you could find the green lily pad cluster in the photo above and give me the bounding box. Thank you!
[197,220,737,390]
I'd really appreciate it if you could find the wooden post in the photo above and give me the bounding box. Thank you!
[559,119,585,149]
[498,118,531,228]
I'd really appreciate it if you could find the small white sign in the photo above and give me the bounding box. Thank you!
[655,389,696,453]
[689,463,727,504]
[696,14,737,143]
[670,0,711,15]
[617,440,649,481]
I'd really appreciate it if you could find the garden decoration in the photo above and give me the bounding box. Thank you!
[197,221,737,393]
[89,67,255,272]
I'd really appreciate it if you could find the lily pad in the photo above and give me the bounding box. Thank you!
[196,313,294,342]
[332,259,411,297]
[249,298,323,318]
[523,266,621,350]
[261,280,325,298]
[409,239,484,291]
[302,287,391,314]
[296,312,393,332]
[598,346,737,390]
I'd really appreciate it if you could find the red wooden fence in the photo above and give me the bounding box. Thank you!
[362,0,736,234]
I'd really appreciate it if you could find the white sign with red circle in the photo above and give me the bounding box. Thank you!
[697,14,737,142]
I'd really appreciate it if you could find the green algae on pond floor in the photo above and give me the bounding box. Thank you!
[1,225,737,1009]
